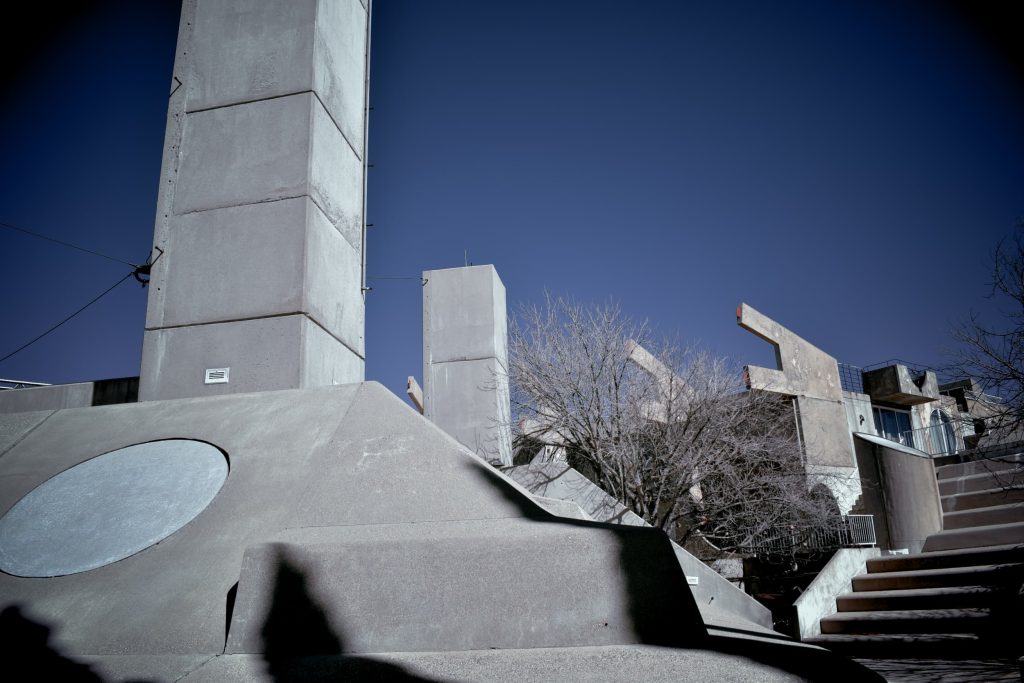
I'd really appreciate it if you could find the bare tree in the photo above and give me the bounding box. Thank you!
[509,295,845,556]
[950,225,1024,444]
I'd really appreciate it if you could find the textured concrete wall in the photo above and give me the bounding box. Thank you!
[507,462,774,630]
[0,383,93,414]
[423,265,512,466]
[852,434,943,553]
[738,304,855,473]
[793,547,879,641]
[140,0,369,400]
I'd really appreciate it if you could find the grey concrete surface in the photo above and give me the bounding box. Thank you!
[0,409,52,454]
[0,383,702,657]
[141,0,368,400]
[0,383,93,414]
[507,462,775,630]
[423,266,512,465]
[150,197,363,356]
[862,365,940,407]
[170,643,881,682]
[794,547,880,640]
[226,520,700,654]
[853,435,943,553]
[0,440,226,577]
[737,304,857,478]
[141,315,363,400]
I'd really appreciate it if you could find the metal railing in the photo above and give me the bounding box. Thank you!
[740,514,876,556]
[837,363,864,393]
[0,379,50,391]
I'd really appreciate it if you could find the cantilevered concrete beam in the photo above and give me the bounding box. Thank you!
[737,303,855,470]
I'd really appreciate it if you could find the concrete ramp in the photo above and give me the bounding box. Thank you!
[0,383,703,659]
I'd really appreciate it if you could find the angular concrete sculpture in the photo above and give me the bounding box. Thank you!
[139,0,370,400]
[737,303,853,469]
[422,265,512,466]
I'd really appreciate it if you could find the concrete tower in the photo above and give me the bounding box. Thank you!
[139,0,370,400]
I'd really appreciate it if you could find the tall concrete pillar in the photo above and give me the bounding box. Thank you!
[423,265,512,466]
[139,0,370,401]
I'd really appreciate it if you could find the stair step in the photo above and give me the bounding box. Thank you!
[853,563,1023,591]
[820,608,991,634]
[936,454,1024,480]
[922,521,1024,552]
[866,543,1024,572]
[938,469,1024,495]
[942,486,1024,512]
[943,502,1024,529]
[805,632,998,658]
[836,585,999,612]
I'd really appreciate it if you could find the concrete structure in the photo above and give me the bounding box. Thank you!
[139,0,370,400]
[507,461,775,631]
[422,265,512,466]
[793,547,880,641]
[737,304,861,515]
[0,377,138,414]
[0,384,885,681]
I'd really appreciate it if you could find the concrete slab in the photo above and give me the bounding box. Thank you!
[226,520,701,654]
[0,384,93,414]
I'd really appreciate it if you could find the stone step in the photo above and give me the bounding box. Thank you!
[836,585,999,612]
[819,608,991,635]
[866,543,1024,573]
[935,454,1024,480]
[805,632,999,658]
[943,502,1024,530]
[921,521,1024,552]
[853,563,1022,592]
[938,470,1024,496]
[942,486,1024,512]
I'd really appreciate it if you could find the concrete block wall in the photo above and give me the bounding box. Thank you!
[423,265,512,466]
[140,0,370,400]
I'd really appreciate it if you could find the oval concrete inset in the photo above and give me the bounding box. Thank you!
[0,439,228,577]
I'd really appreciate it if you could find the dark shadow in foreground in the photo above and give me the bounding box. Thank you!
[0,605,105,682]
[259,549,439,682]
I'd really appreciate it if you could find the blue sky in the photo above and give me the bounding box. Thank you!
[1,1,1021,399]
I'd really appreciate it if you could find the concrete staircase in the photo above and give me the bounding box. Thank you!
[809,453,1024,656]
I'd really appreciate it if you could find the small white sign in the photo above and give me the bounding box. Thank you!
[686,576,699,585]
[204,368,230,384]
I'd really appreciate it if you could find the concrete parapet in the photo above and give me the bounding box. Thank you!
[853,434,943,553]
[226,520,702,654]
[793,547,880,641]
[507,462,774,630]
[423,265,512,466]
[0,383,93,414]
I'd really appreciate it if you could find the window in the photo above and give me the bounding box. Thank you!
[873,406,914,447]
[928,409,958,455]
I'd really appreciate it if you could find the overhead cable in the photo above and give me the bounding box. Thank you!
[0,272,135,365]
[0,220,140,268]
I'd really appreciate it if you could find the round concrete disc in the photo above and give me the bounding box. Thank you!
[0,439,228,577]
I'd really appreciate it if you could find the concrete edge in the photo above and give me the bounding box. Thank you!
[793,547,880,641]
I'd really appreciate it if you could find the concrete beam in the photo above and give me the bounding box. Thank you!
[737,303,855,470]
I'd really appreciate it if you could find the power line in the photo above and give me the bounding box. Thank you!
[0,271,135,365]
[0,220,140,268]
